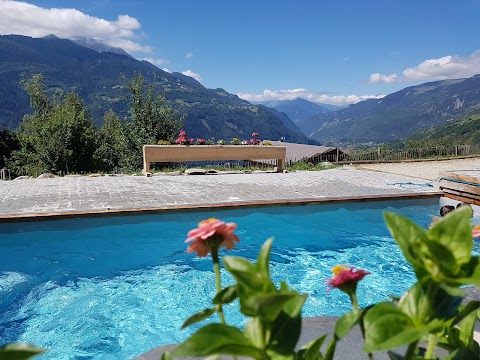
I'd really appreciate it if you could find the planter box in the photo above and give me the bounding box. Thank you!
[143,145,286,174]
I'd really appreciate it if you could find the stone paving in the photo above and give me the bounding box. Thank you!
[0,168,441,217]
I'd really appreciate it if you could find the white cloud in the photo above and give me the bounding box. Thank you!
[369,50,480,84]
[181,70,202,82]
[0,0,151,53]
[237,88,384,106]
[141,57,169,66]
[368,73,400,84]
[162,68,171,73]
[185,52,193,58]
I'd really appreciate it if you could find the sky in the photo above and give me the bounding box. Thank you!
[1,0,480,106]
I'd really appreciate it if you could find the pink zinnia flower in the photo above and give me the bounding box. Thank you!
[473,225,480,238]
[185,218,240,257]
[326,265,370,293]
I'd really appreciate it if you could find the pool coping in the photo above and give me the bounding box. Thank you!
[0,191,442,222]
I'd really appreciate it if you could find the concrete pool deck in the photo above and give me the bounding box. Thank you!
[0,167,442,220]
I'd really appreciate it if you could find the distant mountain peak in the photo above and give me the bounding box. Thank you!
[70,36,133,58]
[264,98,334,126]
[42,34,60,40]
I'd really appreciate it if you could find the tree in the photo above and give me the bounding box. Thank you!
[121,73,185,170]
[10,74,96,175]
[0,130,19,169]
[94,110,127,172]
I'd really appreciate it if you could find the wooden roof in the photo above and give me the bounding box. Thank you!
[265,141,343,162]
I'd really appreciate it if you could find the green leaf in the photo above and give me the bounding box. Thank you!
[430,288,463,321]
[420,239,458,280]
[324,337,337,360]
[440,283,466,298]
[213,285,238,305]
[453,256,480,286]
[399,283,431,324]
[399,283,462,324]
[442,347,480,360]
[257,237,274,277]
[223,255,257,274]
[223,256,275,294]
[0,343,46,360]
[298,335,327,360]
[204,355,220,360]
[269,311,302,355]
[450,309,478,349]
[244,317,266,349]
[181,307,216,329]
[243,294,306,320]
[451,300,480,327]
[428,206,473,266]
[279,286,308,319]
[160,351,173,360]
[334,310,363,339]
[173,323,264,358]
[363,302,439,352]
[384,212,428,277]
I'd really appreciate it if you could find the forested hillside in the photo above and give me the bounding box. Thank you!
[0,35,312,144]
[402,111,480,146]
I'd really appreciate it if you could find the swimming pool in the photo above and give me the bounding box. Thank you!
[0,198,478,360]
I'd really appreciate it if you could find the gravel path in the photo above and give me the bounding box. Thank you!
[354,157,480,180]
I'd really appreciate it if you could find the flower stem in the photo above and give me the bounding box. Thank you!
[425,334,437,359]
[349,293,359,313]
[349,293,373,360]
[404,341,418,360]
[211,247,226,324]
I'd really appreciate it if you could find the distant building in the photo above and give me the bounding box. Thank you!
[266,141,347,164]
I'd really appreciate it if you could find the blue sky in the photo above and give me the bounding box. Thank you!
[1,0,480,105]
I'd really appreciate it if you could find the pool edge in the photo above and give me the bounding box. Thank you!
[0,192,443,223]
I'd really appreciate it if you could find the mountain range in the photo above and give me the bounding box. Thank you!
[303,76,480,146]
[2,34,480,147]
[0,35,313,144]
[259,98,343,123]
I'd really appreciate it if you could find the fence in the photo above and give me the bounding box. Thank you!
[301,144,480,164]
[0,168,11,180]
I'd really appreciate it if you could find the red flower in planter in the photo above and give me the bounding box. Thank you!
[250,132,261,145]
[175,130,190,145]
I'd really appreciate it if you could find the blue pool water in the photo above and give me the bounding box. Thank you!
[0,198,479,360]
